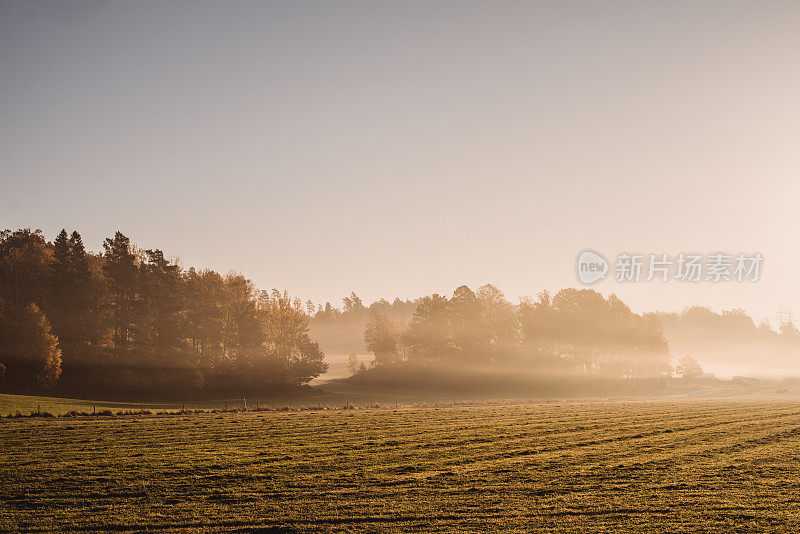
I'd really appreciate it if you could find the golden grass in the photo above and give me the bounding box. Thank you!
[2,400,800,531]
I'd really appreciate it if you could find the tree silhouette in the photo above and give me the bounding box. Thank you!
[675,355,703,379]
[364,310,399,365]
[103,232,138,358]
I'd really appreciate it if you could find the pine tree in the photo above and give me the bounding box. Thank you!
[69,232,91,293]
[103,232,138,358]
[69,231,93,357]
[141,249,183,357]
[49,229,71,346]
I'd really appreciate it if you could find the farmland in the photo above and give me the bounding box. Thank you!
[3,399,800,532]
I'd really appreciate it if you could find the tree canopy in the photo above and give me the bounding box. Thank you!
[0,228,326,399]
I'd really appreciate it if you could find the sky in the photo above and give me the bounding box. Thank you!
[2,0,800,324]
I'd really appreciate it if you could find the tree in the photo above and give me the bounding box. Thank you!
[47,229,72,358]
[780,322,800,337]
[403,295,455,361]
[103,232,138,357]
[260,290,327,385]
[343,292,365,314]
[7,225,339,396]
[223,274,262,361]
[50,229,71,319]
[449,285,487,361]
[49,229,94,361]
[139,249,184,357]
[364,310,399,365]
[629,312,672,376]
[0,229,51,308]
[518,291,560,366]
[287,337,327,384]
[185,268,226,362]
[346,353,360,375]
[675,355,703,379]
[0,302,62,391]
[476,284,518,362]
[68,231,94,357]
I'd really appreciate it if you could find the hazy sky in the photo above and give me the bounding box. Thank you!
[2,0,800,323]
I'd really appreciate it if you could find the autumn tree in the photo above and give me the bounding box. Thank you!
[0,229,51,308]
[0,302,61,392]
[0,230,62,392]
[260,290,327,385]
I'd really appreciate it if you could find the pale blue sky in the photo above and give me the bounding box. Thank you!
[3,0,800,322]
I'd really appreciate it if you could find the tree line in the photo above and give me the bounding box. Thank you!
[0,228,326,398]
[355,285,672,377]
[309,293,416,354]
[658,306,800,375]
[5,226,778,398]
[313,289,800,380]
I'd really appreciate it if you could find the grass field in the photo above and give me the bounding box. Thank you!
[3,399,800,532]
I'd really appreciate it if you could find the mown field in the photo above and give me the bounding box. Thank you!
[3,400,800,532]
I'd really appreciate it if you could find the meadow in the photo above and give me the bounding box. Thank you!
[3,399,800,532]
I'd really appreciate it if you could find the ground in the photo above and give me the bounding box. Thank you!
[3,399,800,532]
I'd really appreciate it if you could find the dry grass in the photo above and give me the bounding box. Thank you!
[2,400,800,532]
